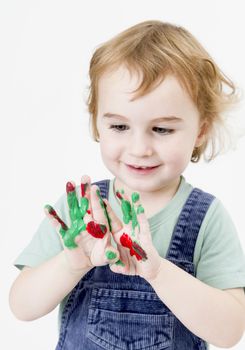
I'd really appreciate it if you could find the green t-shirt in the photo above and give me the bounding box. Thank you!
[14,176,245,329]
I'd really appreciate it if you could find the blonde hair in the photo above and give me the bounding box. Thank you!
[87,20,238,162]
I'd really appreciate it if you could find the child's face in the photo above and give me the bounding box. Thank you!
[96,66,203,194]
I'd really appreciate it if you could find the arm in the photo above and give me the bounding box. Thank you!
[105,192,245,348]
[9,251,91,321]
[148,258,245,348]
[9,175,120,321]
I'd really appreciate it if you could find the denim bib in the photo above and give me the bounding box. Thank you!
[56,179,215,350]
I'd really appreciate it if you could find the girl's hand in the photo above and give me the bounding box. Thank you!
[104,191,162,282]
[44,175,120,274]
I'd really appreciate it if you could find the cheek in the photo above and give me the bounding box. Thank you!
[160,139,194,166]
[99,136,120,161]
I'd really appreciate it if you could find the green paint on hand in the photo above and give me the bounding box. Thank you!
[115,259,125,266]
[67,191,80,221]
[132,192,139,203]
[105,250,117,260]
[57,183,89,249]
[131,205,138,233]
[137,204,144,214]
[80,197,89,216]
[96,189,112,232]
[122,199,132,224]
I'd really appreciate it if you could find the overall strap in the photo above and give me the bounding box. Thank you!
[91,179,110,199]
[166,188,215,262]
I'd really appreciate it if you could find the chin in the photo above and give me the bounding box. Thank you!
[123,179,163,193]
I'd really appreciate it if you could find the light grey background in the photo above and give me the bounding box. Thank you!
[1,0,245,349]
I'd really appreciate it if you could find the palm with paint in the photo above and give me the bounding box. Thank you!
[44,175,159,280]
[44,175,120,272]
[105,190,162,281]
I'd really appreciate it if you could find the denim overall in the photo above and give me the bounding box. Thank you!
[56,179,215,350]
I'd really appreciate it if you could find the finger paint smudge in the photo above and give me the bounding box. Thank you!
[105,250,117,260]
[120,233,147,261]
[86,221,107,238]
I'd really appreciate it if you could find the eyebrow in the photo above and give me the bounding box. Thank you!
[102,113,183,123]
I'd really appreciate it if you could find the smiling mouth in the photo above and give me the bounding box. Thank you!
[126,164,160,174]
[127,164,159,169]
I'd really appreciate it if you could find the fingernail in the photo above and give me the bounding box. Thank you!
[105,250,117,260]
[66,182,75,193]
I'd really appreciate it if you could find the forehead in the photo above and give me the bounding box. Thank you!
[98,66,142,94]
[97,66,199,120]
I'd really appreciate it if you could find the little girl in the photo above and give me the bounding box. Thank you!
[10,20,245,349]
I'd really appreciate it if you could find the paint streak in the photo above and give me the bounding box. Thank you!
[81,182,88,197]
[121,199,132,224]
[45,205,68,231]
[96,189,112,232]
[80,197,89,216]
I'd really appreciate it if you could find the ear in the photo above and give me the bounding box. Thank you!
[195,121,208,148]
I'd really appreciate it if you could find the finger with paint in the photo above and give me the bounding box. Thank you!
[82,179,108,239]
[115,190,144,238]
[44,205,69,238]
[44,178,108,249]
[88,185,122,265]
[44,204,81,249]
[95,186,112,232]
[110,191,148,261]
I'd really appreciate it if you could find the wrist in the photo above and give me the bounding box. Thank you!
[146,258,165,285]
[60,251,93,276]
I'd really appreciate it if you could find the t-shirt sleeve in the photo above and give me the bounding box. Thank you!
[196,198,245,292]
[14,192,68,270]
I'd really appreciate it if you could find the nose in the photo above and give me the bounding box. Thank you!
[128,133,153,157]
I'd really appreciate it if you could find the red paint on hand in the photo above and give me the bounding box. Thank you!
[120,233,147,261]
[81,183,86,197]
[132,241,148,261]
[66,182,75,193]
[86,209,91,214]
[120,233,132,248]
[116,191,123,200]
[86,221,107,238]
[46,206,68,230]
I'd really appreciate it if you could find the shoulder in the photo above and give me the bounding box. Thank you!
[200,196,238,238]
[195,196,245,289]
